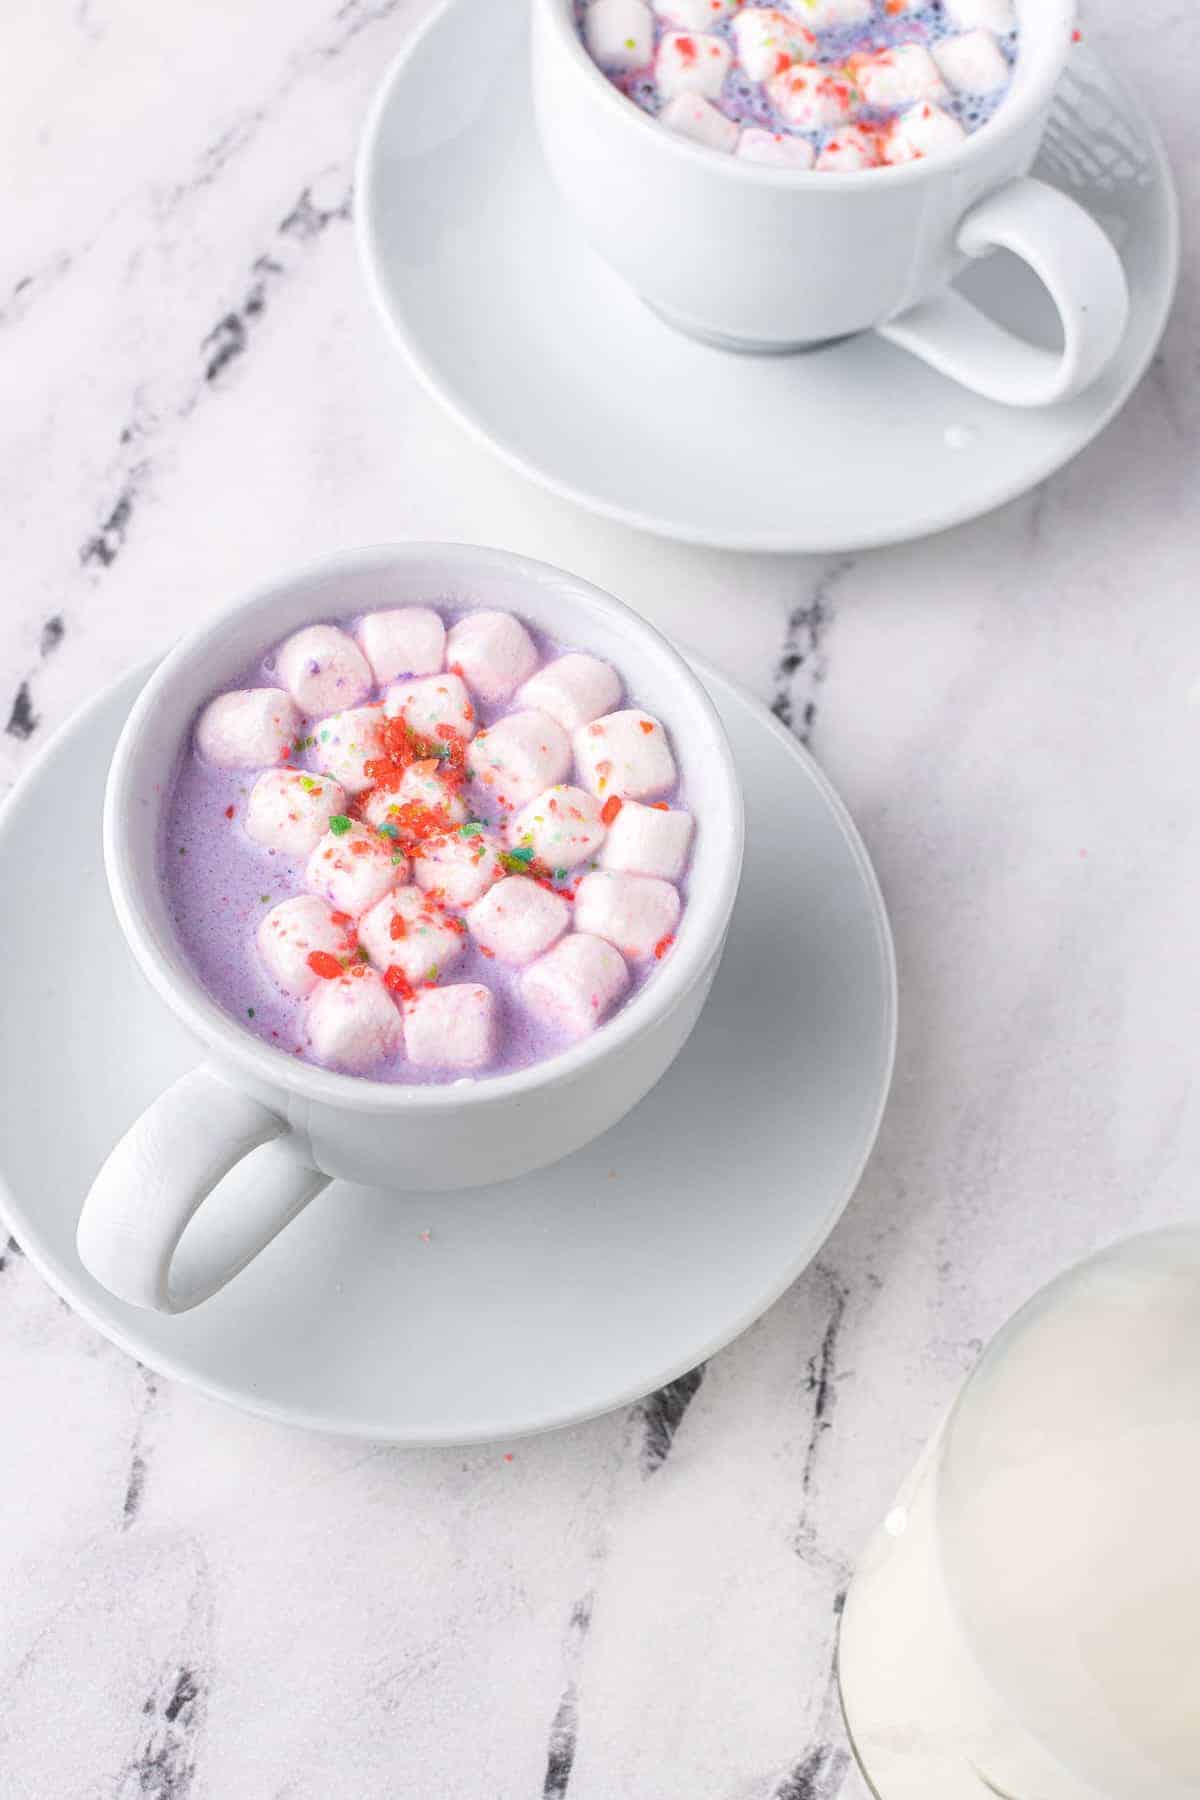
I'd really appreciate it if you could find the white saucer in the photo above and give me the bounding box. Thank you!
[0,660,895,1445]
[356,2,1178,554]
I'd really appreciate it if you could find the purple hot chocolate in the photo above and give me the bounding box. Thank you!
[576,0,1019,171]
[161,605,694,1084]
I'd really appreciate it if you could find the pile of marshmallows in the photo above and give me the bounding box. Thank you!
[196,608,694,1075]
[583,0,1015,169]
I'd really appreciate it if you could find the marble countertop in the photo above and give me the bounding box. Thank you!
[2,1,1196,1794]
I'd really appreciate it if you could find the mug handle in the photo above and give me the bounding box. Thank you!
[77,1064,330,1314]
[877,176,1130,409]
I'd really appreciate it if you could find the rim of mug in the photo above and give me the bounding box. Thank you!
[538,0,1077,189]
[104,542,745,1117]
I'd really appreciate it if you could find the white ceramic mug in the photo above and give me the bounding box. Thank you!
[532,0,1130,406]
[77,545,744,1315]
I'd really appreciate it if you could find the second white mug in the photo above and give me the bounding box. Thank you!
[531,0,1130,407]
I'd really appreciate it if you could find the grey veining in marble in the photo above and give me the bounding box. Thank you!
[2,0,1198,1794]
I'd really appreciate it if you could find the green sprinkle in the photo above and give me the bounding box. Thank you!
[328,814,353,836]
[459,821,483,838]
[390,852,405,865]
[260,893,271,904]
[178,847,186,856]
[247,1007,256,1018]
[508,845,535,865]
[428,964,439,981]
[378,823,399,839]
[299,775,318,793]
[554,868,567,883]
[356,946,369,963]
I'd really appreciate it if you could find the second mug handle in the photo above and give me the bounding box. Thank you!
[77,1064,330,1314]
[877,176,1130,409]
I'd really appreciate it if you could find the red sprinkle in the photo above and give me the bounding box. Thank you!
[601,795,622,826]
[653,935,675,961]
[383,965,414,999]
[638,720,654,735]
[224,805,235,820]
[307,951,343,980]
[389,913,408,941]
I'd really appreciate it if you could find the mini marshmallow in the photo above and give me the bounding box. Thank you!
[444,611,538,707]
[816,125,881,171]
[404,984,498,1071]
[413,829,506,908]
[656,31,731,103]
[520,934,630,1040]
[883,101,967,164]
[737,127,816,169]
[787,0,870,23]
[653,0,738,27]
[660,93,740,153]
[384,672,476,742]
[932,28,1010,94]
[359,886,467,985]
[942,0,1014,31]
[574,710,677,801]
[307,966,402,1073]
[356,607,445,684]
[195,688,299,769]
[732,9,815,84]
[306,825,405,917]
[363,761,468,832]
[244,769,348,857]
[854,44,946,111]
[276,625,372,716]
[768,64,857,132]
[516,653,621,734]
[584,0,654,70]
[599,801,694,880]
[509,786,607,870]
[468,711,572,811]
[467,878,570,966]
[257,894,355,998]
[574,870,681,960]
[312,705,386,795]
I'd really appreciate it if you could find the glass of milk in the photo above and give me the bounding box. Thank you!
[839,1228,1200,1800]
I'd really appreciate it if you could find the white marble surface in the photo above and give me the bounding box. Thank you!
[1,1,1196,1794]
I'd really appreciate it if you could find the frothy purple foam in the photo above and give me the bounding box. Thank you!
[160,609,691,1084]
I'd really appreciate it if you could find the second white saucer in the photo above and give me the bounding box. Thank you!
[0,658,894,1445]
[356,0,1177,554]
